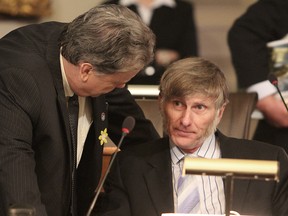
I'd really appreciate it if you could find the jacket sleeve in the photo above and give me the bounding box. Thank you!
[105,87,160,149]
[273,147,288,215]
[228,0,288,89]
[177,1,198,57]
[0,67,47,215]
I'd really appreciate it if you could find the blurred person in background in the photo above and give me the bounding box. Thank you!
[104,0,199,85]
[228,0,288,153]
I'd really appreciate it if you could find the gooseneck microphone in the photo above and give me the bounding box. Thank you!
[268,73,288,112]
[86,116,136,216]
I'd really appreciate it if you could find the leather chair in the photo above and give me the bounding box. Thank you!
[218,92,258,139]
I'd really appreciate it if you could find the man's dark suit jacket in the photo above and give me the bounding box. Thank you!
[104,0,198,84]
[99,131,288,216]
[228,0,288,154]
[0,22,159,216]
[228,0,288,89]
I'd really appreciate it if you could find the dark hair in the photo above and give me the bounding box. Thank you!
[59,4,155,74]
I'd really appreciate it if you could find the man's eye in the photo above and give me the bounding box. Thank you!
[172,100,185,110]
[174,101,181,106]
[173,101,183,106]
[195,104,206,110]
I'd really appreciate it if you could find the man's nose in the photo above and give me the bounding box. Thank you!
[180,109,192,126]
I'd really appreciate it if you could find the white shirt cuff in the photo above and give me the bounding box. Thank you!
[246,80,277,100]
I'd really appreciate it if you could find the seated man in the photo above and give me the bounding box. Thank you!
[96,57,288,215]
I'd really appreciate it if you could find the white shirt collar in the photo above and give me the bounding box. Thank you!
[170,141,185,165]
[170,133,221,165]
[120,0,176,9]
[60,53,74,97]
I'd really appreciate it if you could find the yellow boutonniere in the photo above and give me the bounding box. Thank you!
[98,128,108,145]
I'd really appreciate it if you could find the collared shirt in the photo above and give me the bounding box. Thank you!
[120,0,176,25]
[170,133,225,214]
[60,54,93,167]
[247,80,277,119]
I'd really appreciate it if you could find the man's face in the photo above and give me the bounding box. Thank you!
[80,70,139,97]
[64,60,140,97]
[163,94,224,153]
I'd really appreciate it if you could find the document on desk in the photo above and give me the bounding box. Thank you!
[267,35,288,100]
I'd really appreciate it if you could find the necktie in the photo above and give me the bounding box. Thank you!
[68,94,79,215]
[68,94,79,161]
[177,160,200,213]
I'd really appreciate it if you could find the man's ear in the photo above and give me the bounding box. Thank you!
[79,63,93,82]
[158,94,163,112]
[216,103,227,125]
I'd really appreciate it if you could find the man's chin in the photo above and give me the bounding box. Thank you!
[173,137,195,147]
[91,94,101,98]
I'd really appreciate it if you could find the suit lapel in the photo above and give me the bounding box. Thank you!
[91,95,108,147]
[91,95,108,172]
[45,26,74,167]
[143,139,175,214]
[45,24,70,133]
[217,131,251,212]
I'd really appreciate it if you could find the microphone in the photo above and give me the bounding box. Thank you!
[86,116,136,216]
[268,73,288,112]
[121,116,136,136]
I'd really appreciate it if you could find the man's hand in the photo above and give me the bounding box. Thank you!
[257,94,288,127]
[155,49,180,67]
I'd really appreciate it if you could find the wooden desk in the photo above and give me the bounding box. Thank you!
[102,146,117,178]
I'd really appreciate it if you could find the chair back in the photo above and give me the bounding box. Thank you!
[218,92,257,139]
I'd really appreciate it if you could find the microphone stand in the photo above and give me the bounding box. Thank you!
[86,116,135,216]
[225,174,234,216]
[274,84,288,112]
[85,132,127,216]
[268,73,288,112]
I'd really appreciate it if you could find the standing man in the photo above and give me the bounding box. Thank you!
[97,57,288,216]
[0,4,158,216]
[228,0,288,153]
